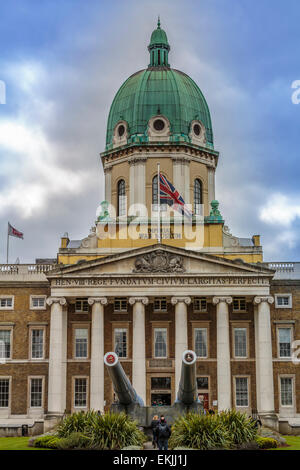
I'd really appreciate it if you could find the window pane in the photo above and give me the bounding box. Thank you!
[75,299,89,312]
[152,175,158,205]
[74,378,87,407]
[30,378,42,407]
[118,180,126,216]
[279,328,291,357]
[115,329,127,358]
[75,329,88,358]
[154,298,167,312]
[0,298,12,308]
[0,330,11,359]
[0,379,9,407]
[194,179,202,215]
[236,377,248,407]
[197,377,209,390]
[277,296,290,306]
[194,298,207,311]
[194,328,207,357]
[234,328,247,357]
[32,297,45,307]
[281,378,293,406]
[154,328,167,358]
[151,377,171,390]
[114,298,127,312]
[32,329,44,359]
[233,298,246,311]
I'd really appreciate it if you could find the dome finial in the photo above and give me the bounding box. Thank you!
[157,16,161,29]
[148,19,170,68]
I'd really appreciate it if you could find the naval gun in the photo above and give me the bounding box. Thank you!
[104,352,144,408]
[104,349,203,427]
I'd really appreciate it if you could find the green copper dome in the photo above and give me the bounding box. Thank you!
[105,21,213,150]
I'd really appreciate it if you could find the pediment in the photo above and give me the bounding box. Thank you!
[48,244,274,279]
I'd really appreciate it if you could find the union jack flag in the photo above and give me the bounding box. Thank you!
[159,174,193,217]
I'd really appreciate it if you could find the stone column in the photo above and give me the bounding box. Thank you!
[88,297,108,412]
[253,296,276,424]
[129,297,149,404]
[213,296,232,411]
[171,296,191,393]
[172,157,190,204]
[46,297,67,415]
[207,167,216,206]
[104,166,112,204]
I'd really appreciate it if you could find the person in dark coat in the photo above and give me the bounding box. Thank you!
[156,415,171,450]
[150,415,159,448]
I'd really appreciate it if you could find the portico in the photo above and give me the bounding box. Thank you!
[45,244,276,425]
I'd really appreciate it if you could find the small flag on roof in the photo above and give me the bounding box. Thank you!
[8,222,24,239]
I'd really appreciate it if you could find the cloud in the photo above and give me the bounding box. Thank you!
[259,193,300,226]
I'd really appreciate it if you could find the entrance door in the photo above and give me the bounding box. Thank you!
[198,393,209,410]
[151,393,171,406]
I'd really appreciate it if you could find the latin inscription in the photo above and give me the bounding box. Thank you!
[52,276,269,287]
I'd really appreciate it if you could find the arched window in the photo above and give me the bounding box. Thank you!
[117,179,126,217]
[194,179,202,215]
[152,175,158,205]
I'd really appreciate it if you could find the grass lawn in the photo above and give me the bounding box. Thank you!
[0,437,49,450]
[273,435,300,450]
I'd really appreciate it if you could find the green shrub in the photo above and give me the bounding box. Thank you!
[57,410,98,437]
[255,436,277,449]
[56,411,145,450]
[219,409,258,445]
[169,413,231,450]
[34,435,61,449]
[86,412,146,450]
[55,432,91,450]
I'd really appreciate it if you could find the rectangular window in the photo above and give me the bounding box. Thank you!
[278,328,292,358]
[234,328,247,358]
[31,329,44,359]
[0,379,9,407]
[233,297,246,312]
[0,297,13,309]
[197,377,209,390]
[114,298,127,312]
[114,328,127,358]
[75,328,88,359]
[74,378,87,408]
[194,298,207,312]
[275,295,292,308]
[151,377,171,390]
[194,328,207,358]
[31,296,46,309]
[154,328,167,358]
[280,377,293,406]
[75,298,89,313]
[30,378,43,407]
[154,298,167,312]
[0,330,11,359]
[235,377,248,407]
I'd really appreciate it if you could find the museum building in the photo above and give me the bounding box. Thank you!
[0,21,299,435]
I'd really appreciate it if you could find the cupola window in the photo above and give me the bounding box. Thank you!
[117,124,125,137]
[117,179,126,217]
[194,179,202,215]
[193,123,201,136]
[153,119,165,131]
[152,175,158,205]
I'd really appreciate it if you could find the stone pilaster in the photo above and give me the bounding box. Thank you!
[171,296,191,393]
[46,297,67,415]
[213,296,232,411]
[129,297,149,404]
[88,297,108,412]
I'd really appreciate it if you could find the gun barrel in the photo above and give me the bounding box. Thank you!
[176,350,198,405]
[104,352,144,406]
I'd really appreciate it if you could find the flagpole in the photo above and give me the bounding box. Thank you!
[6,223,9,264]
[157,163,161,244]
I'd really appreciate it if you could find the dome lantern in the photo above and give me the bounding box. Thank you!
[148,17,170,68]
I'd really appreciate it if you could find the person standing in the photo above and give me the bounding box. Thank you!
[150,415,159,448]
[156,415,171,450]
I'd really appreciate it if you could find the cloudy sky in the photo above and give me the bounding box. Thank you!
[0,0,299,263]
